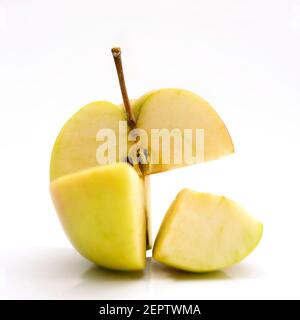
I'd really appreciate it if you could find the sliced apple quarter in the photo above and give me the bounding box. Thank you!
[153,189,263,272]
[50,101,128,182]
[50,163,146,271]
[134,89,234,174]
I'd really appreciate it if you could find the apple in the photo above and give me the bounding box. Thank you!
[153,189,263,272]
[50,49,233,256]
[49,47,261,272]
[50,163,146,271]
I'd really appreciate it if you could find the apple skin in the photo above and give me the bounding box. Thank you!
[50,163,146,271]
[153,189,263,272]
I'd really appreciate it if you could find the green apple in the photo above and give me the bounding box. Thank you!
[49,48,247,272]
[50,163,146,271]
[153,189,263,272]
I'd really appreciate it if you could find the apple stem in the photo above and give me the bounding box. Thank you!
[111,47,136,128]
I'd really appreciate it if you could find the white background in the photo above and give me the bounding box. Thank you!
[0,0,300,299]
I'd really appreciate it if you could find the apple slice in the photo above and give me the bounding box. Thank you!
[50,101,128,182]
[153,189,263,272]
[134,89,234,174]
[50,163,146,271]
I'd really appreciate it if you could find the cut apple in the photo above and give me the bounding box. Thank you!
[134,89,234,174]
[50,101,128,182]
[48,48,256,273]
[153,189,263,272]
[50,163,146,271]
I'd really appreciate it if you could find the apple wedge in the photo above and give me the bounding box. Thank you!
[153,189,263,272]
[50,101,128,182]
[134,89,234,174]
[50,163,146,271]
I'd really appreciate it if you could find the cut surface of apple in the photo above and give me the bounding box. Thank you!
[133,89,234,174]
[51,89,234,180]
[50,101,128,182]
[153,189,263,272]
[50,163,146,271]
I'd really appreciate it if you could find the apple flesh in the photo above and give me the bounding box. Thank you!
[143,175,152,248]
[51,89,234,180]
[50,163,146,271]
[50,101,128,182]
[153,189,263,272]
[134,89,234,174]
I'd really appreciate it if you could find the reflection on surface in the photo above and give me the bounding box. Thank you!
[80,260,149,282]
[150,261,230,281]
[0,248,261,299]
